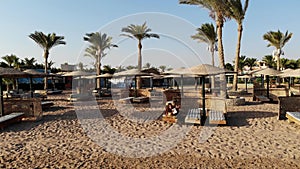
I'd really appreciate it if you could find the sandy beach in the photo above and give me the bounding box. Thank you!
[0,91,299,169]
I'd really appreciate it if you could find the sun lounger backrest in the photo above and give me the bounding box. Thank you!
[206,97,227,114]
[278,96,300,120]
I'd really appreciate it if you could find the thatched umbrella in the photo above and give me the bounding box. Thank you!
[96,73,113,89]
[62,70,93,77]
[113,69,150,97]
[63,71,95,93]
[0,68,30,116]
[164,64,233,123]
[253,68,282,99]
[23,69,48,97]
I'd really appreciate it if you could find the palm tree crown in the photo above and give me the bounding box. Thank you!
[29,31,66,57]
[263,30,293,70]
[121,22,160,42]
[191,23,217,66]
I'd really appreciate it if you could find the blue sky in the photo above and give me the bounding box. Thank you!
[1,0,300,69]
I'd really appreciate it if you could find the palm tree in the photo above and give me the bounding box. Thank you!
[245,57,257,71]
[48,60,55,70]
[2,54,18,68]
[126,65,137,70]
[235,55,247,72]
[229,0,249,91]
[121,22,159,88]
[191,23,217,66]
[23,57,37,68]
[263,30,293,70]
[29,31,66,89]
[280,58,289,70]
[191,23,217,89]
[83,32,117,89]
[159,65,167,72]
[262,55,276,68]
[102,65,116,74]
[143,62,151,69]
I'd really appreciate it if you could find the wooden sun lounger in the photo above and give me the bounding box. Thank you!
[208,110,226,125]
[67,93,91,102]
[185,108,201,124]
[0,112,25,129]
[132,96,149,103]
[41,101,54,109]
[286,112,300,125]
[255,95,270,102]
[119,97,134,103]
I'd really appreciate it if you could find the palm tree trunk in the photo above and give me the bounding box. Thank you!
[276,54,280,70]
[211,44,215,89]
[216,18,226,98]
[44,50,49,90]
[96,52,101,89]
[233,24,243,91]
[137,40,142,89]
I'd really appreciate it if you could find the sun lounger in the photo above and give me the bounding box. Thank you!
[41,101,54,109]
[132,96,149,103]
[162,114,177,123]
[255,95,270,102]
[67,93,91,102]
[208,110,226,125]
[119,97,134,103]
[0,112,25,129]
[184,108,202,124]
[286,112,300,125]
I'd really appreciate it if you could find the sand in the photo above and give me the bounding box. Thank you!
[0,91,300,168]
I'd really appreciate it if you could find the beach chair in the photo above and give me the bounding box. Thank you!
[184,108,202,124]
[206,98,227,125]
[286,112,300,125]
[132,96,149,103]
[0,112,25,129]
[118,97,134,104]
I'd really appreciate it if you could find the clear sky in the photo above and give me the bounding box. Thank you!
[1,0,300,69]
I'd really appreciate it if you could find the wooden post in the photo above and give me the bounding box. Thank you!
[0,76,3,116]
[201,75,206,126]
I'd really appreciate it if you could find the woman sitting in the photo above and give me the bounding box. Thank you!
[165,101,180,116]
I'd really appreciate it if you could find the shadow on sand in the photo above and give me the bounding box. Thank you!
[226,111,277,127]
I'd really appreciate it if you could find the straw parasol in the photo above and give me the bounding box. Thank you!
[23,69,47,77]
[23,69,48,98]
[113,69,151,96]
[0,68,31,116]
[62,70,93,77]
[253,68,282,99]
[280,68,300,77]
[253,68,282,76]
[113,69,149,77]
[96,73,113,78]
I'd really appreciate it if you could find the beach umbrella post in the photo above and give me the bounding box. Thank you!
[266,75,270,98]
[201,75,206,125]
[0,76,3,116]
[29,76,33,98]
